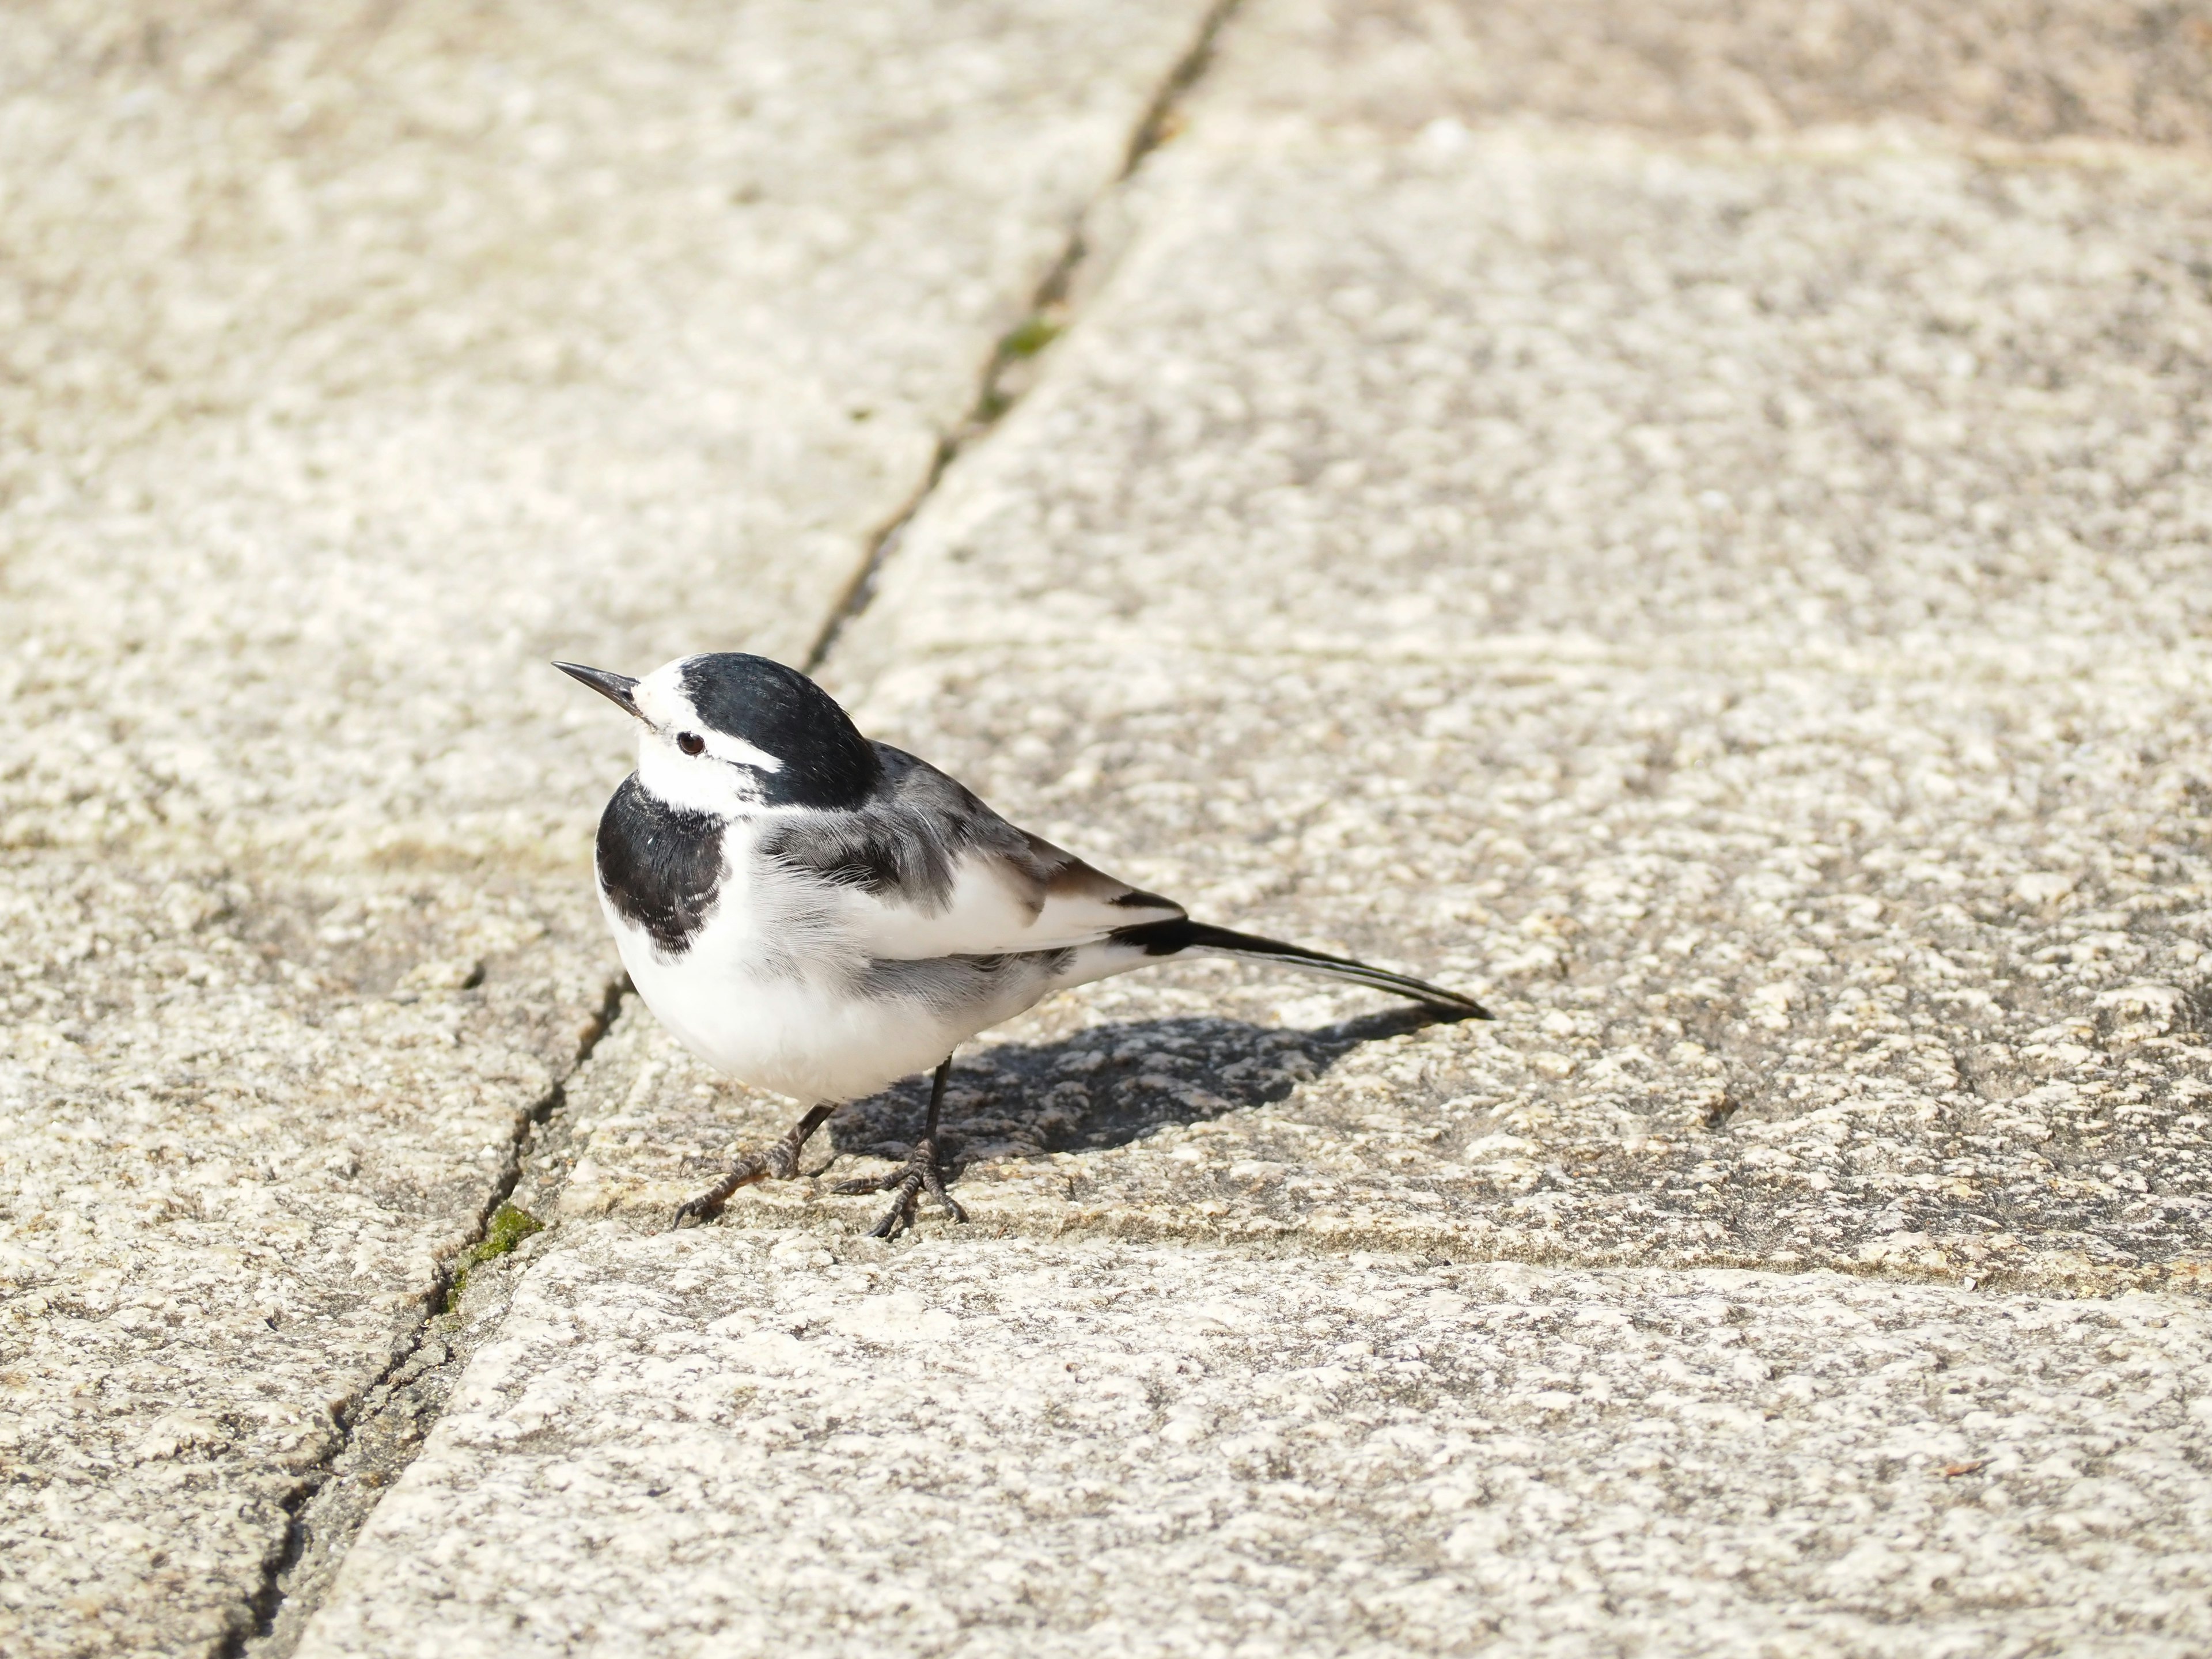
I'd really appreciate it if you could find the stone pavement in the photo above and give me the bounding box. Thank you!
[302,1234,2212,1658]
[7,1,2212,1656]
[0,2,1216,1653]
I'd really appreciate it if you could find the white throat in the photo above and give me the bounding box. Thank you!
[635,738,764,816]
[629,661,786,816]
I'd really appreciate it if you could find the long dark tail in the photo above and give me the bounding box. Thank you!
[1113,918,1490,1018]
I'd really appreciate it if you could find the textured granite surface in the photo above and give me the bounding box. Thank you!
[821,113,2212,1294]
[302,1232,2212,1658]
[0,2,1215,1652]
[1218,0,2212,147]
[289,6,2212,1650]
[13,0,2212,1652]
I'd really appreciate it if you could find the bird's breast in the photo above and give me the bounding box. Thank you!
[595,775,728,958]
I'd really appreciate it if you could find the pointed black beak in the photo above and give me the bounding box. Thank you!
[554,661,645,719]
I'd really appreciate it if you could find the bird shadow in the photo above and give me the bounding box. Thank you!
[822,1002,1479,1171]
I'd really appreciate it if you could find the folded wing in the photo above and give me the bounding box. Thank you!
[757,744,1184,960]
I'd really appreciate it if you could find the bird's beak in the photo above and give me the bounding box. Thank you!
[554,661,645,720]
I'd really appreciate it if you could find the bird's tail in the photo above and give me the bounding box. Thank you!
[1112,918,1490,1018]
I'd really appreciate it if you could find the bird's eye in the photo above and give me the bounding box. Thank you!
[676,732,705,756]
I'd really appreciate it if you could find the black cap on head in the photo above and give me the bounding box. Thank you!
[678,653,881,810]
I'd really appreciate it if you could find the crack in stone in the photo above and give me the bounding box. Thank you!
[233,975,627,1659]
[804,0,1245,675]
[229,16,1253,1647]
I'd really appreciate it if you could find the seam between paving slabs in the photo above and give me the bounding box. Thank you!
[804,0,1245,673]
[231,975,624,1659]
[233,9,1247,1654]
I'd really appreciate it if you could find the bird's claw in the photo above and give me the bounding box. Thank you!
[669,1194,720,1231]
[668,1164,757,1232]
[667,1146,781,1232]
[835,1137,966,1238]
[666,1108,834,1233]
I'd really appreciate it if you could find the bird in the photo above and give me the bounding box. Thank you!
[556,652,1489,1238]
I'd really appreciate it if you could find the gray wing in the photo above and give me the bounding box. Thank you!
[756,744,1184,960]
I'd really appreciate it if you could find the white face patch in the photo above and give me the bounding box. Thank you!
[631,658,785,817]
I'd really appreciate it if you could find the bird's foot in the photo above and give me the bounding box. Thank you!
[669,1105,834,1230]
[834,1136,967,1239]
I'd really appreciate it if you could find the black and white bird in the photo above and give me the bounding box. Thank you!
[558,652,1488,1237]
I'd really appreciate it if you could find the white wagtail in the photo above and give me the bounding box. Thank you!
[557,652,1488,1237]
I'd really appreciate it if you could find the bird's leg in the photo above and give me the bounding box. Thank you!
[835,1054,967,1238]
[669,1103,836,1230]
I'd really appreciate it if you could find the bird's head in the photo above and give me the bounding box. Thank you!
[555,652,880,816]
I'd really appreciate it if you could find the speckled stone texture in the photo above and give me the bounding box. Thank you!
[300,1232,2212,1658]
[820,98,2212,1294]
[525,104,2212,1267]
[0,2,1214,1653]
[1215,0,2212,147]
[286,3,2212,1652]
[23,0,2212,1652]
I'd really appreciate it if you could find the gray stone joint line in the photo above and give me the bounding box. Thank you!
[232,976,627,1659]
[236,9,1251,1640]
[803,0,1245,675]
[1118,0,1242,176]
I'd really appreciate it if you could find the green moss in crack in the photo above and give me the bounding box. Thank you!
[442,1203,544,1312]
[998,315,1061,360]
[480,1202,546,1257]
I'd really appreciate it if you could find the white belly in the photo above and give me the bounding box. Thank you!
[592,803,1171,1102]
[601,887,1062,1104]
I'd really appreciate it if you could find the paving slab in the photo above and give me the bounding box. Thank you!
[1217,0,2212,149]
[0,3,1215,1653]
[99,0,2212,1653]
[302,1232,2212,1658]
[811,76,2212,1293]
[296,5,2212,1653]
